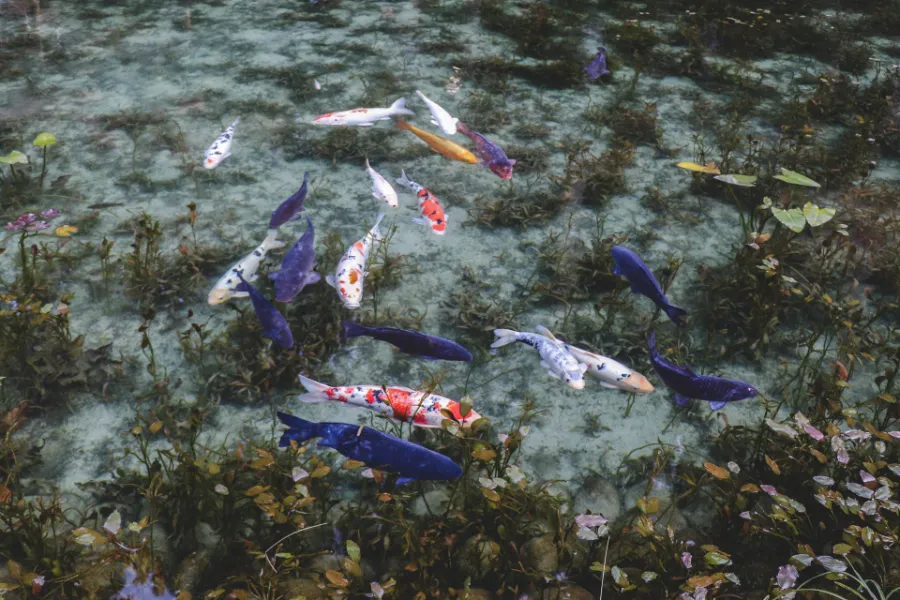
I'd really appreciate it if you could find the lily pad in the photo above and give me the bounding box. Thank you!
[714,173,757,187]
[802,202,835,227]
[771,207,806,233]
[676,161,720,174]
[33,132,57,147]
[0,151,28,165]
[774,168,821,188]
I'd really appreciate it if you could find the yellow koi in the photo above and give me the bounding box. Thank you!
[395,120,478,164]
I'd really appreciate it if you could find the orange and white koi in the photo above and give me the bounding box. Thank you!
[395,120,477,164]
[395,170,447,235]
[297,374,482,428]
[203,117,240,169]
[325,214,384,309]
[535,326,654,393]
[311,98,414,127]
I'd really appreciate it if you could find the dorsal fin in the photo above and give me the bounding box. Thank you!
[535,325,560,342]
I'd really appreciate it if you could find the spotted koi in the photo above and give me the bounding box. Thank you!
[395,169,447,235]
[204,117,239,170]
[325,214,384,309]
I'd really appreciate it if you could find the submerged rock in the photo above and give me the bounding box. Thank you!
[457,535,500,579]
[541,584,596,599]
[520,534,559,574]
[571,474,622,523]
[278,577,328,599]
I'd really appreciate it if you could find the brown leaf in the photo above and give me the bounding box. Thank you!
[765,455,781,475]
[325,570,348,587]
[0,484,11,504]
[687,573,726,589]
[481,488,501,503]
[245,485,269,497]
[704,462,730,480]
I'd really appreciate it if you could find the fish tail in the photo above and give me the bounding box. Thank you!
[262,229,286,250]
[664,304,688,328]
[277,411,319,447]
[230,116,241,129]
[297,374,331,403]
[455,121,471,136]
[371,213,385,241]
[394,119,411,131]
[648,330,658,355]
[490,328,520,349]
[341,320,370,340]
[395,168,412,188]
[365,157,372,170]
[389,97,415,116]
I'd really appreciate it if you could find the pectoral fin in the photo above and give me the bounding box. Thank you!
[546,370,560,380]
[579,363,588,374]
[325,275,337,289]
[396,476,416,487]
[599,382,619,389]
[674,394,692,407]
[709,399,727,411]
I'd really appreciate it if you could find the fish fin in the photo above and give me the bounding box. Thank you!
[341,320,369,340]
[546,369,561,380]
[599,382,619,389]
[298,393,327,403]
[230,116,241,129]
[508,158,517,165]
[665,304,689,328]
[534,325,560,342]
[648,330,657,352]
[709,399,728,411]
[395,119,411,131]
[357,122,375,127]
[612,264,622,277]
[276,411,317,447]
[674,394,692,407]
[305,272,322,284]
[395,168,412,188]
[389,97,415,116]
[395,476,416,487]
[223,151,232,160]
[297,374,331,401]
[231,291,250,298]
[365,158,372,170]
[371,212,385,241]
[325,275,337,289]
[490,329,519,348]
[411,217,429,227]
[539,360,550,369]
[579,363,589,374]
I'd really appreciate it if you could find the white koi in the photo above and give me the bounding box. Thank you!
[535,326,655,394]
[314,79,322,91]
[365,159,398,208]
[208,230,285,305]
[325,214,384,309]
[203,117,240,170]
[415,90,458,136]
[311,97,414,127]
[491,328,587,390]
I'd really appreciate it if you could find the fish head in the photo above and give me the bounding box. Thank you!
[621,371,655,394]
[274,277,304,303]
[208,287,230,305]
[490,159,515,180]
[727,383,759,402]
[563,369,586,390]
[203,155,222,169]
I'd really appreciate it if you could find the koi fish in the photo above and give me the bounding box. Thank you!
[455,121,516,179]
[269,215,320,302]
[535,326,654,393]
[297,374,482,428]
[203,117,240,169]
[208,230,285,305]
[365,159,398,208]
[395,120,477,164]
[395,169,447,235]
[311,98,414,126]
[341,321,472,361]
[612,246,687,327]
[269,172,309,230]
[277,412,463,486]
[325,214,384,309]
[235,272,294,350]
[491,328,587,390]
[648,331,757,410]
[415,90,458,135]
[585,48,610,80]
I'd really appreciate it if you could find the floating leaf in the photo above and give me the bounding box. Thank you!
[611,566,630,587]
[832,544,852,556]
[845,483,874,499]
[346,540,361,563]
[774,168,821,188]
[771,207,806,233]
[214,484,229,495]
[0,151,28,165]
[103,511,121,535]
[292,467,309,482]
[72,528,105,546]
[310,465,331,479]
[714,173,757,187]
[250,450,274,469]
[704,462,730,480]
[676,161,720,174]
[816,555,847,573]
[245,485,269,497]
[803,202,836,227]
[33,132,57,147]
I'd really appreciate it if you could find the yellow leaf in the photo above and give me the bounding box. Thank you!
[149,420,163,434]
[810,448,827,464]
[704,462,730,480]
[310,465,331,479]
[765,455,781,475]
[250,449,274,469]
[208,462,220,475]
[740,483,760,493]
[676,161,720,174]
[481,488,501,502]
[687,573,726,588]
[471,448,497,461]
[54,225,78,237]
[325,570,348,587]
[342,459,365,470]
[245,485,269,497]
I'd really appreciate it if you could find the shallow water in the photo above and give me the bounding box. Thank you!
[2,0,900,597]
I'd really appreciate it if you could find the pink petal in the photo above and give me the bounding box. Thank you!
[681,552,693,569]
[760,484,778,496]
[803,423,824,441]
[575,514,608,528]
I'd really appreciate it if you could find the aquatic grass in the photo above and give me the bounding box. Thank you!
[467,175,567,229]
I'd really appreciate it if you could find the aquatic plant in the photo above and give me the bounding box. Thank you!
[467,176,567,229]
[585,102,662,148]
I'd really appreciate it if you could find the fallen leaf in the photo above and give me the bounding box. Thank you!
[677,161,720,174]
[704,462,730,480]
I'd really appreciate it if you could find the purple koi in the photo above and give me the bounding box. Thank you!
[455,121,516,180]
[269,215,320,302]
[586,48,610,80]
[269,172,309,230]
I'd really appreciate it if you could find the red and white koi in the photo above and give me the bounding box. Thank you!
[203,117,240,169]
[208,230,285,305]
[365,159,398,208]
[297,374,482,428]
[311,97,414,127]
[325,214,384,309]
[395,169,447,235]
[415,90,458,136]
[535,326,654,393]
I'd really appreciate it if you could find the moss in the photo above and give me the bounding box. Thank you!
[607,20,663,62]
